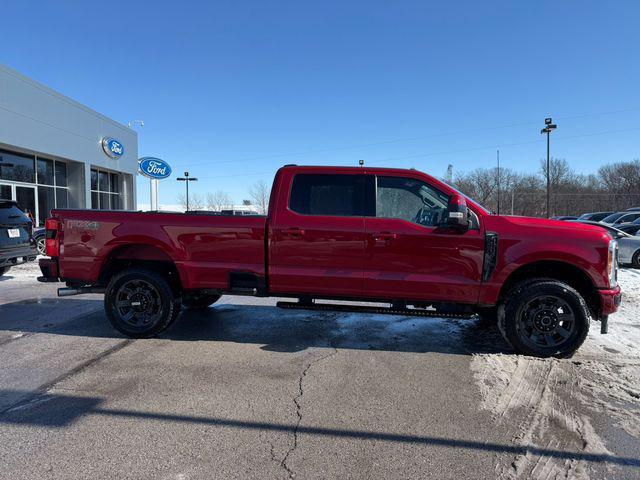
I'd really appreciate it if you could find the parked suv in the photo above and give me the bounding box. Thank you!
[0,200,37,276]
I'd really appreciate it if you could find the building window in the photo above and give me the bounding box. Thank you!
[36,156,70,225]
[37,158,54,185]
[91,168,121,210]
[0,149,35,183]
[55,162,67,187]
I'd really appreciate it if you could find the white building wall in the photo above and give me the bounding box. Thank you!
[0,64,138,209]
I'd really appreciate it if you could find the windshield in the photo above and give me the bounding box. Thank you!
[601,212,625,223]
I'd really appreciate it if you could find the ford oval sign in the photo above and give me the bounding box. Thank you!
[101,137,124,158]
[138,157,172,180]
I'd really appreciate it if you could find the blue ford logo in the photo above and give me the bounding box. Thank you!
[138,157,172,180]
[101,137,124,158]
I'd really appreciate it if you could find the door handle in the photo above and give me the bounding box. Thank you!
[282,227,305,237]
[373,232,397,241]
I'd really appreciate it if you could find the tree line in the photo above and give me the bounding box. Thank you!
[450,158,640,216]
[176,158,640,217]
[177,180,271,214]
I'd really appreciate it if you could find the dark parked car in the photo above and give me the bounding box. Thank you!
[601,211,640,225]
[617,223,640,236]
[0,200,37,276]
[578,211,614,222]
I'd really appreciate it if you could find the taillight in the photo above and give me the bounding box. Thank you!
[45,218,61,257]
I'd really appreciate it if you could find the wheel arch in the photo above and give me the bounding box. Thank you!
[498,260,600,317]
[98,243,183,293]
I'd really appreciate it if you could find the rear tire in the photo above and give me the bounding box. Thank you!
[0,266,10,277]
[632,250,640,269]
[182,292,221,309]
[500,279,589,357]
[104,268,181,338]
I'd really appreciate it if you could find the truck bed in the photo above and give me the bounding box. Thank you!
[52,209,267,290]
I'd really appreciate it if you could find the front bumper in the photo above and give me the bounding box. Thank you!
[598,285,622,316]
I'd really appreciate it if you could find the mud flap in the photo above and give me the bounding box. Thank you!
[600,315,608,334]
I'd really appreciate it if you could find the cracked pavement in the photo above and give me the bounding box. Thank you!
[0,262,638,479]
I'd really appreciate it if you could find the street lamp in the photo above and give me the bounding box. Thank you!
[540,117,557,218]
[177,171,198,211]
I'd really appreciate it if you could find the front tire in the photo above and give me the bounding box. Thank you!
[632,250,640,269]
[104,268,181,338]
[500,279,589,357]
[0,266,10,277]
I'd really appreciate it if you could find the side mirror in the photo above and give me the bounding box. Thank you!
[446,194,469,229]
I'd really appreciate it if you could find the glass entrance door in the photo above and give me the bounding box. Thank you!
[15,186,37,226]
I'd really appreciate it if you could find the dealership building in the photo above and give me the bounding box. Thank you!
[0,64,138,226]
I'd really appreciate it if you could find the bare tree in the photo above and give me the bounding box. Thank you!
[452,157,640,217]
[206,190,233,211]
[190,193,205,210]
[177,192,204,211]
[248,180,271,214]
[177,193,187,211]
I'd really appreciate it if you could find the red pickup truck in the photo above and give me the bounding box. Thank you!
[38,165,621,357]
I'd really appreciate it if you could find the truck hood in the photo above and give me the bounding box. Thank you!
[483,214,613,243]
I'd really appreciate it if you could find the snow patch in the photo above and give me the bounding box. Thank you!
[471,268,640,479]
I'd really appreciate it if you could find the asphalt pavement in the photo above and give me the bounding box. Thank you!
[0,262,637,479]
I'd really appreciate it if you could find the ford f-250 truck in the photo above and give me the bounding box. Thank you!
[38,165,621,357]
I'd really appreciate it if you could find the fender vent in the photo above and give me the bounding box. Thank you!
[482,232,498,282]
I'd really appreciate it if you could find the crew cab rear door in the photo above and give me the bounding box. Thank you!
[269,170,366,297]
[363,173,484,303]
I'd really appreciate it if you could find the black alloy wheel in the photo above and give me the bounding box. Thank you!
[516,295,576,350]
[104,268,180,338]
[500,279,589,357]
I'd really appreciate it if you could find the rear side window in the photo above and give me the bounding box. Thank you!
[289,174,364,216]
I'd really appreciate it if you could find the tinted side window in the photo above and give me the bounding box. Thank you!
[376,176,449,226]
[290,174,363,216]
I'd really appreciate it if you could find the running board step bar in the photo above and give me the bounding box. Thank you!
[276,301,476,319]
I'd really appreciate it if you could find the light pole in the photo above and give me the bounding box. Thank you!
[540,117,557,218]
[128,120,156,210]
[177,171,198,211]
[496,149,501,215]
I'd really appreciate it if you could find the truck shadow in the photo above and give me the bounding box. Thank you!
[0,298,512,355]
[0,389,637,469]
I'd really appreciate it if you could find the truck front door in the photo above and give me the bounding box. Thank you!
[363,174,484,304]
[269,171,367,297]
